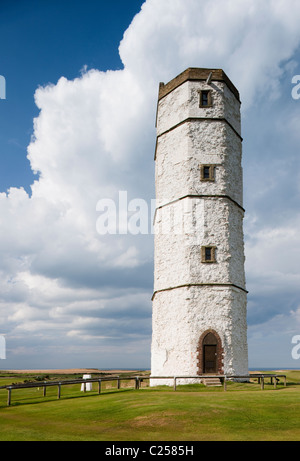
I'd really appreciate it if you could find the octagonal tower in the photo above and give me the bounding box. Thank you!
[151,68,248,384]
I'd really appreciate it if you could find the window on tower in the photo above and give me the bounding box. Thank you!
[201,91,208,106]
[203,166,210,179]
[199,90,212,107]
[200,164,215,181]
[201,246,216,263]
[205,247,212,260]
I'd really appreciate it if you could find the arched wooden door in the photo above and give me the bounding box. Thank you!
[197,329,223,375]
[203,332,217,373]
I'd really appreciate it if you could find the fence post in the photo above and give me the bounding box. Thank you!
[261,377,264,390]
[117,376,120,389]
[58,383,61,399]
[98,379,101,394]
[43,382,47,397]
[135,377,139,390]
[7,387,11,406]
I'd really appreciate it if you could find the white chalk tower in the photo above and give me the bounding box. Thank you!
[151,68,248,384]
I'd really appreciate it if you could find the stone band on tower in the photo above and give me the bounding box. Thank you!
[151,68,248,384]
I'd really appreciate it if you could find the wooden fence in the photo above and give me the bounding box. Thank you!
[151,374,287,391]
[0,373,287,406]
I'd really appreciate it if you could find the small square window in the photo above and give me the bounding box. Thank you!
[199,90,212,107]
[200,164,215,181]
[201,246,216,263]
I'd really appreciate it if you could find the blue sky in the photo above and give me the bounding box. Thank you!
[1,0,300,371]
[0,0,144,193]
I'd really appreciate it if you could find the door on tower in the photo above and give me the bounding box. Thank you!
[203,332,218,373]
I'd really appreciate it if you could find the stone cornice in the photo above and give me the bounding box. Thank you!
[154,194,245,217]
[158,68,241,103]
[154,117,242,160]
[152,283,248,301]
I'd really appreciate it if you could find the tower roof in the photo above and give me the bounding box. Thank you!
[158,68,240,103]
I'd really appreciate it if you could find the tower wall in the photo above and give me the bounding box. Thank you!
[151,69,248,384]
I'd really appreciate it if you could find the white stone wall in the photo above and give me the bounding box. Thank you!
[151,72,248,385]
[155,121,243,208]
[151,285,248,384]
[156,80,241,138]
[153,198,245,291]
[155,81,243,208]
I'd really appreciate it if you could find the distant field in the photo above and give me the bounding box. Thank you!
[0,369,299,441]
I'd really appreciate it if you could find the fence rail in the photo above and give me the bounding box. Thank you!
[0,373,287,406]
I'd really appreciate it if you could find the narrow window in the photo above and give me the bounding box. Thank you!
[201,91,209,106]
[201,246,216,263]
[200,164,215,181]
[199,90,212,107]
[203,166,211,179]
[205,247,212,260]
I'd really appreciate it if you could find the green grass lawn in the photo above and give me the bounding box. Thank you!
[0,370,299,441]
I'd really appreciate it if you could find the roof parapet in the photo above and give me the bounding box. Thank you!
[158,68,240,103]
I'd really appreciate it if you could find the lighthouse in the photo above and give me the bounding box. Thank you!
[151,68,248,384]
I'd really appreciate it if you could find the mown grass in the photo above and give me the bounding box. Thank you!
[0,370,299,441]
